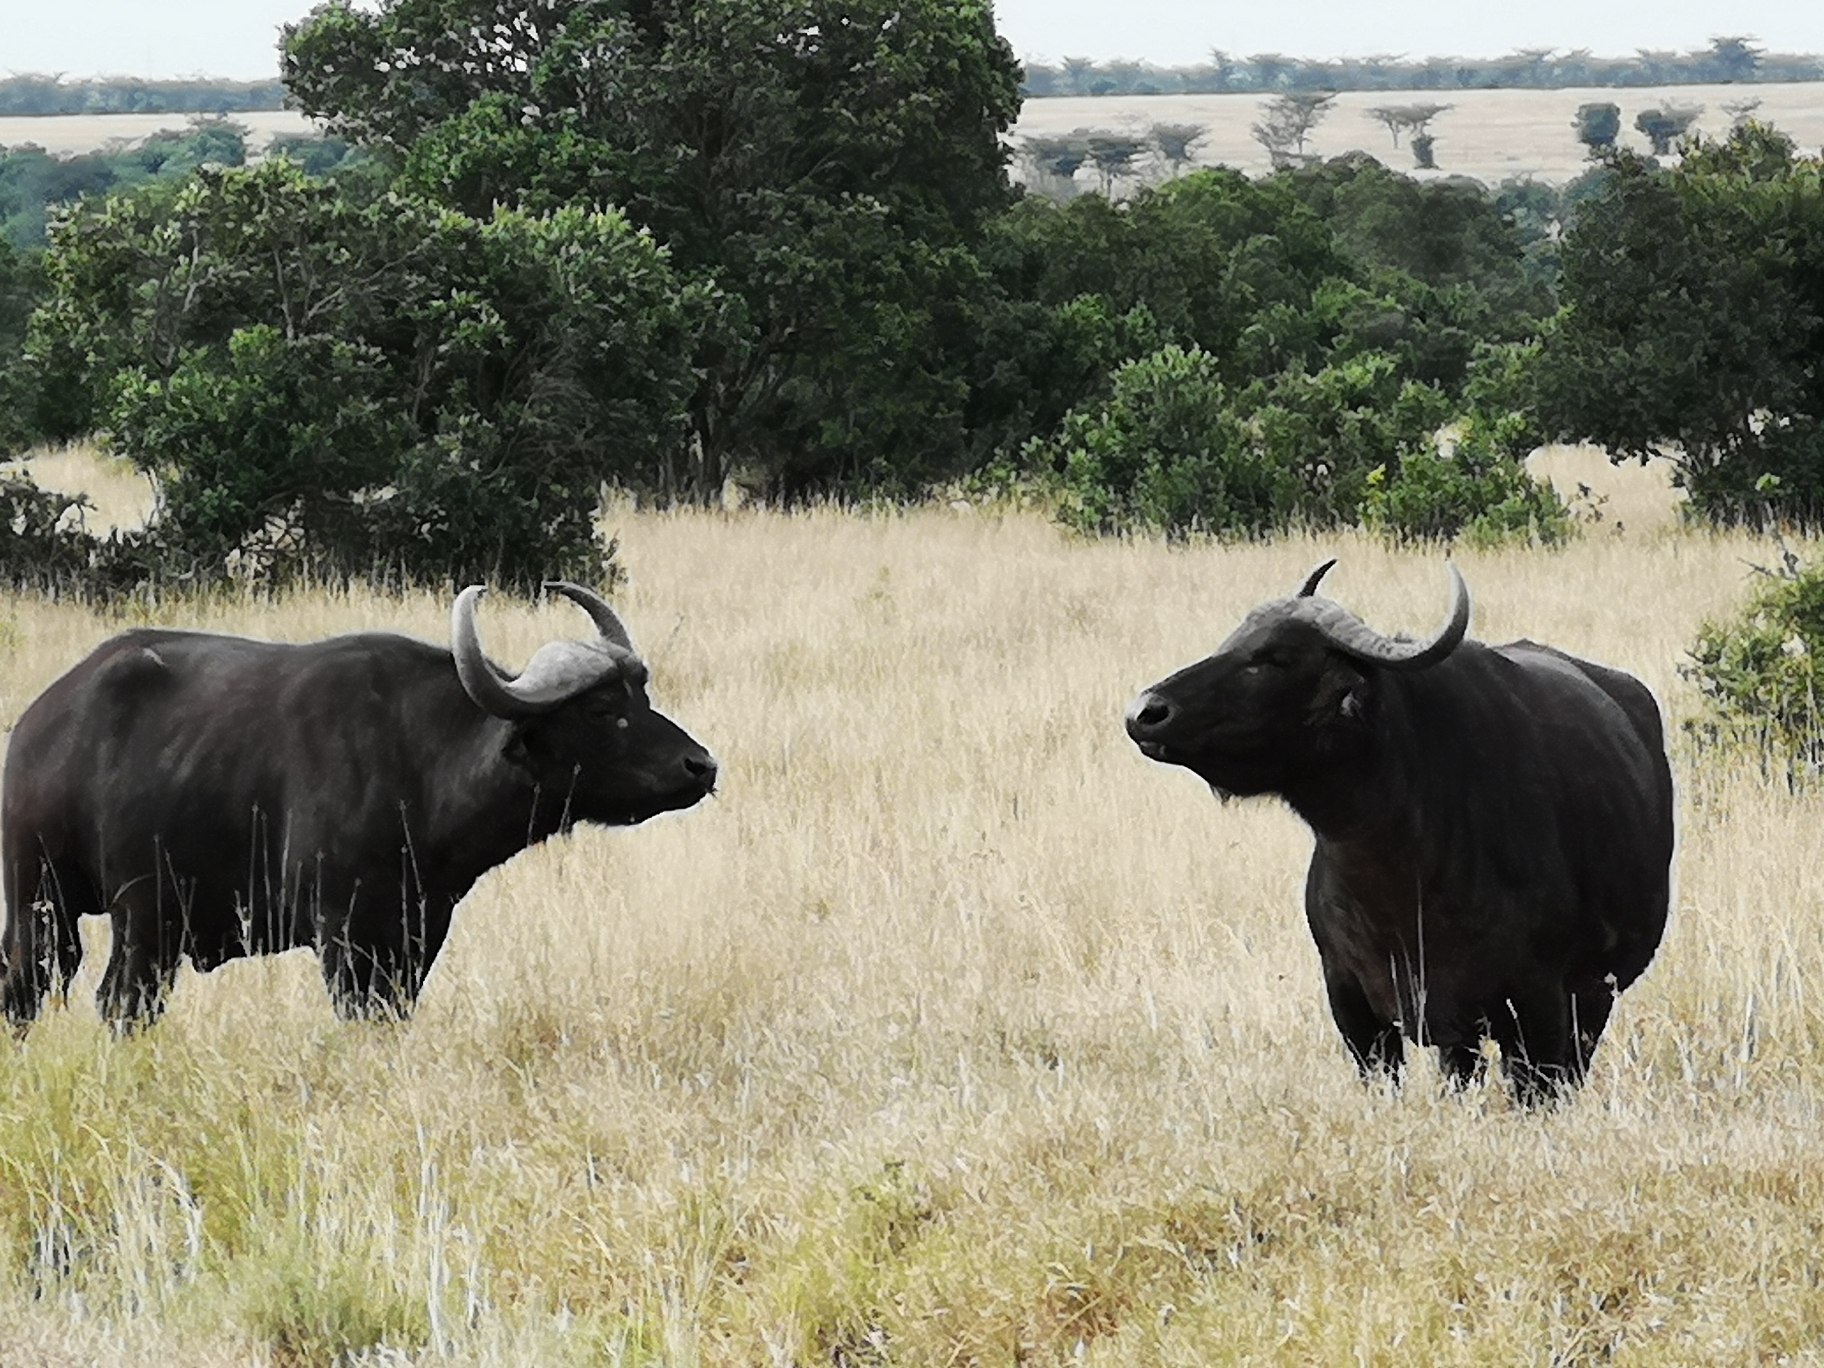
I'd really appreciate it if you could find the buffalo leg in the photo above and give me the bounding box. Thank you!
[2,854,91,1029]
[97,901,179,1032]
[1323,972,1404,1083]
[1437,1042,1487,1089]
[1569,986,1616,1080]
[319,896,454,1021]
[1493,990,1580,1105]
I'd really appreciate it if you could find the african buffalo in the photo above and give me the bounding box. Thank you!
[1124,561,1673,1101]
[2,582,716,1030]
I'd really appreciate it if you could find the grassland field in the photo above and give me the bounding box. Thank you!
[4,445,1824,1365]
[10,80,1824,188]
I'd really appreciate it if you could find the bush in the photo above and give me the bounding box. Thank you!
[0,470,153,594]
[1243,350,1457,522]
[1033,345,1293,537]
[1684,556,1824,782]
[31,161,694,588]
[1362,416,1571,546]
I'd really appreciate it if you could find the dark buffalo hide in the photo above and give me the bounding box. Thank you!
[1125,561,1674,1102]
[2,583,716,1029]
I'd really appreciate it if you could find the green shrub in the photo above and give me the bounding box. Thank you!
[1362,415,1572,546]
[32,160,694,588]
[1242,350,1456,523]
[1684,556,1824,781]
[0,470,153,593]
[1031,345,1297,537]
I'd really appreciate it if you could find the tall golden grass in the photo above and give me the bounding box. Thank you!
[2,448,1822,1366]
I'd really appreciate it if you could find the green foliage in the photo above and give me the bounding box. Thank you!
[0,119,249,249]
[32,159,693,587]
[1684,557,1824,782]
[1536,126,1824,528]
[1020,40,1812,96]
[0,75,286,116]
[0,238,48,451]
[1034,344,1292,537]
[1023,333,1564,545]
[1362,416,1571,546]
[1244,352,1456,518]
[1574,103,1622,152]
[282,0,1023,502]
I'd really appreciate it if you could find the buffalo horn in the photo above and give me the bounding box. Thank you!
[543,580,635,654]
[1297,558,1339,598]
[451,586,628,719]
[1303,563,1470,670]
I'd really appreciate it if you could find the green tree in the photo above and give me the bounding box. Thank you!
[0,237,47,450]
[31,160,693,585]
[1033,344,1295,537]
[281,0,1023,501]
[1634,104,1703,156]
[1536,127,1824,524]
[1573,102,1622,156]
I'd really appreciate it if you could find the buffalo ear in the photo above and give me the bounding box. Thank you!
[502,723,533,769]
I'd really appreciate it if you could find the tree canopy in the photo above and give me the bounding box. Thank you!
[282,0,1024,500]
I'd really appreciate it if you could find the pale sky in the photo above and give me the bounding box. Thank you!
[2,0,1822,81]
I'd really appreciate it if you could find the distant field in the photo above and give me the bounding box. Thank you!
[0,109,314,155]
[11,82,1824,188]
[1015,81,1824,185]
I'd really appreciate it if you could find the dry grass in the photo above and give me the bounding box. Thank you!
[2,451,1822,1365]
[1014,81,1824,186]
[4,442,158,536]
[14,82,1824,189]
[0,111,314,157]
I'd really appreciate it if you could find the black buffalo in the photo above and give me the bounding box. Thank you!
[1,582,716,1030]
[1124,561,1674,1101]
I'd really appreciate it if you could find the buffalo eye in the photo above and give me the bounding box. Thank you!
[1246,649,1294,674]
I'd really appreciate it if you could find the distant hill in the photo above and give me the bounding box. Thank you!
[1023,38,1823,97]
[0,76,287,117]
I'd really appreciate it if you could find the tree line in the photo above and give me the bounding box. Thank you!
[1023,38,1810,97]
[0,76,289,116]
[0,1,1818,595]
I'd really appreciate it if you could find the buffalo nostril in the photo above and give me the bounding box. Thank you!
[684,753,718,788]
[1126,694,1172,735]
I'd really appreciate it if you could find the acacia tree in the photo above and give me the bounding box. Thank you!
[1252,93,1335,168]
[1084,132,1149,197]
[1151,122,1208,178]
[1574,102,1622,156]
[1635,105,1704,156]
[282,0,1023,501]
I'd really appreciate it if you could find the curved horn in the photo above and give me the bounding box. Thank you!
[1297,558,1339,598]
[451,586,623,719]
[544,580,634,654]
[1303,563,1470,670]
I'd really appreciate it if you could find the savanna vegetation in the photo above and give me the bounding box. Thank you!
[7,4,1824,1363]
[5,461,1824,1366]
[1021,36,1815,97]
[1,4,1821,586]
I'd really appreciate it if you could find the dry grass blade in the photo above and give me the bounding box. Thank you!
[1,449,1820,1365]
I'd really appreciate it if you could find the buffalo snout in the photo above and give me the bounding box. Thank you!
[682,748,719,794]
[1125,690,1175,755]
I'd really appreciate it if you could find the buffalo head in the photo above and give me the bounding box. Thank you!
[453,582,717,825]
[1124,560,1469,797]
